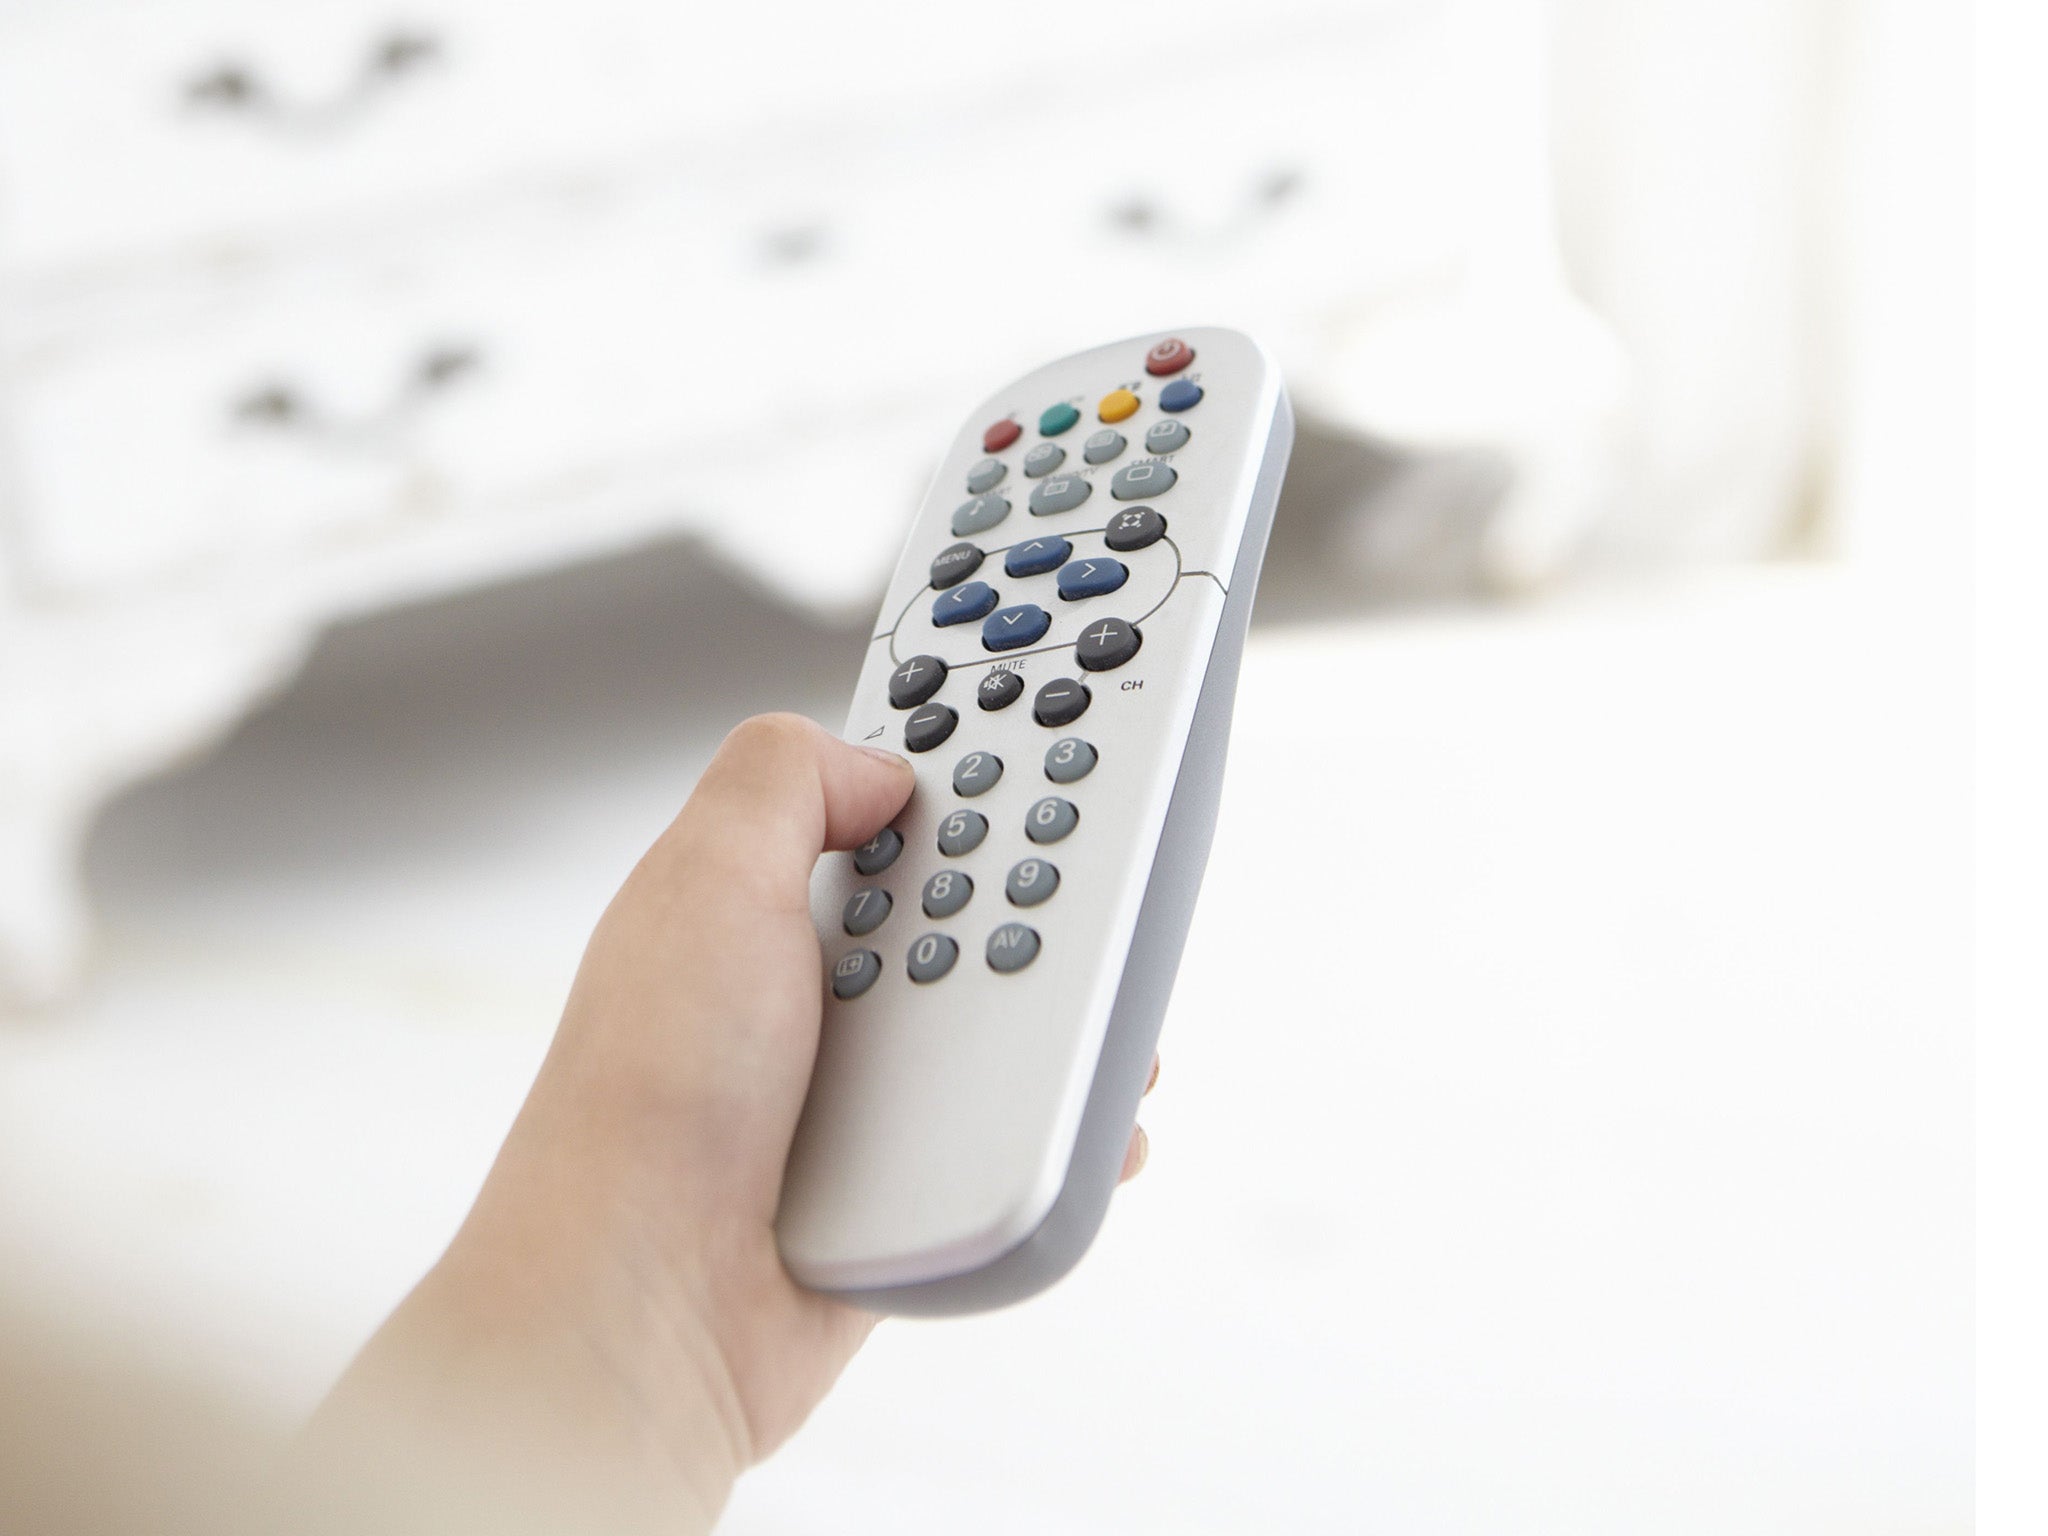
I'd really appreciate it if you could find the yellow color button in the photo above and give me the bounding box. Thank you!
[1097,388,1140,423]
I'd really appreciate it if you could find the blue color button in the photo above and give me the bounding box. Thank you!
[1158,379,1204,412]
[933,580,998,627]
[1055,557,1129,602]
[982,603,1052,651]
[1004,535,1072,578]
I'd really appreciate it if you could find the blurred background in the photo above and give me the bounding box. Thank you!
[0,1,1970,1532]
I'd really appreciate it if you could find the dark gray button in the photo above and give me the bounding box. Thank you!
[952,750,1003,797]
[853,827,903,875]
[1044,736,1098,783]
[1032,678,1090,727]
[1143,419,1190,454]
[1023,442,1065,478]
[986,922,1041,973]
[952,495,1011,536]
[842,887,892,935]
[1103,506,1167,552]
[930,541,984,589]
[1083,429,1126,465]
[1029,475,1093,516]
[977,669,1023,711]
[1110,461,1176,500]
[831,948,882,998]
[1004,535,1071,578]
[1076,617,1142,671]
[1025,796,1079,845]
[887,654,947,709]
[922,868,973,918]
[1005,857,1059,907]
[966,457,1007,494]
[936,808,988,856]
[904,702,959,753]
[906,932,959,983]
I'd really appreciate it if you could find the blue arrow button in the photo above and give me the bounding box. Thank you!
[1055,558,1129,602]
[982,603,1052,651]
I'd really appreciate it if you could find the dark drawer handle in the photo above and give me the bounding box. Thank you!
[184,30,444,134]
[231,343,481,448]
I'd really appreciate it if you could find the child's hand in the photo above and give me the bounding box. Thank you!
[309,715,1151,1533]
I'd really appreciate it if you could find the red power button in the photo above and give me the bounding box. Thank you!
[1144,336,1195,376]
[982,418,1022,453]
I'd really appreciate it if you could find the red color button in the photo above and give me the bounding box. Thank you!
[1144,336,1195,376]
[983,418,1022,453]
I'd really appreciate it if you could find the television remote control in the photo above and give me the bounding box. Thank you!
[776,328,1294,1314]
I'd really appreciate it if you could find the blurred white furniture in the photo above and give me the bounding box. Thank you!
[0,0,1625,999]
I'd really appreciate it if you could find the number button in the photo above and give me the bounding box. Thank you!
[1005,858,1059,907]
[1025,796,1079,845]
[1044,736,1098,783]
[842,887,892,936]
[936,809,989,856]
[906,932,959,983]
[852,827,903,875]
[832,949,883,999]
[952,751,1003,797]
[922,869,973,919]
[887,654,948,709]
[1103,507,1166,552]
[986,922,1042,973]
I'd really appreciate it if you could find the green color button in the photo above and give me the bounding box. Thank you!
[1037,401,1080,436]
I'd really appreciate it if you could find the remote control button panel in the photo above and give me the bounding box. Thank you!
[785,328,1288,1296]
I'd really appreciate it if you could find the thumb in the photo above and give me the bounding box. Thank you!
[656,713,915,907]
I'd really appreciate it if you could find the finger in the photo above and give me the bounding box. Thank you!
[1118,1125,1149,1183]
[656,713,915,905]
[1145,1053,1160,1096]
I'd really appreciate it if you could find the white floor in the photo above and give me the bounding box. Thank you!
[0,551,1969,1533]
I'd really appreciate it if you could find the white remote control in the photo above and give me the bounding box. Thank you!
[776,328,1294,1315]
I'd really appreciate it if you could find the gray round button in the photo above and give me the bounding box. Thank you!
[1025,796,1079,845]
[1110,461,1176,500]
[1023,442,1065,477]
[952,750,1003,797]
[831,948,882,999]
[853,827,903,875]
[906,932,959,984]
[952,495,1011,536]
[1144,419,1191,454]
[986,922,1041,973]
[1029,476,1093,516]
[1005,857,1060,907]
[1044,736,1098,783]
[842,887,892,936]
[936,808,989,856]
[922,868,973,919]
[966,457,1007,494]
[1083,429,1126,465]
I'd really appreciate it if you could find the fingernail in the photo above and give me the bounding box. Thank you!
[1124,1125,1149,1180]
[858,744,912,769]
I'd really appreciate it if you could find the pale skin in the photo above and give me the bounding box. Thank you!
[305,714,1153,1532]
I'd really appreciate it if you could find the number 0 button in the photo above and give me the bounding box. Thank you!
[1006,858,1059,906]
[1044,736,1097,782]
[906,932,959,983]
